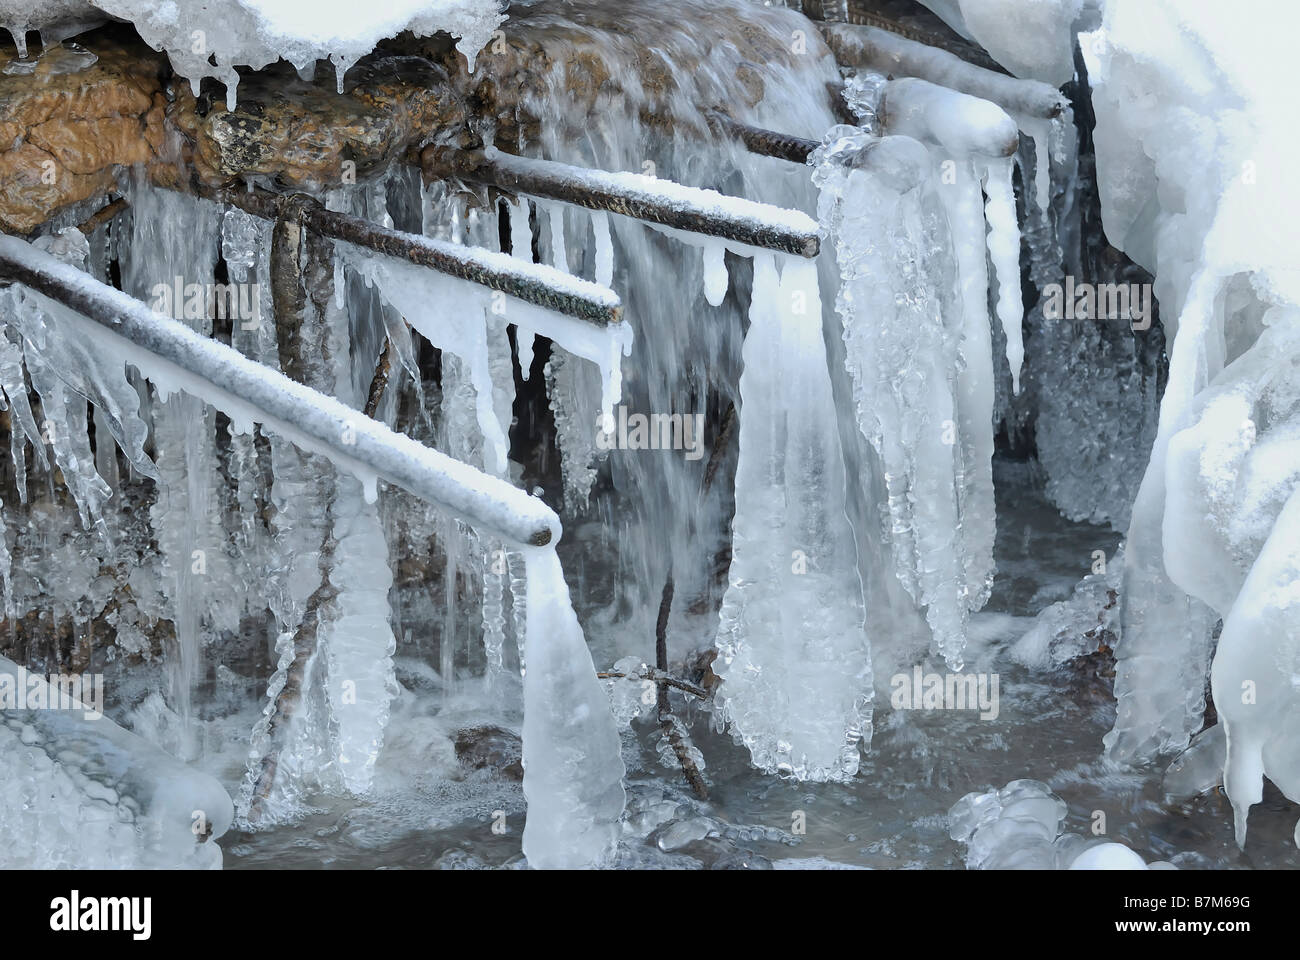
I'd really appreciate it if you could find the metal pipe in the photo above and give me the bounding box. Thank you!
[0,235,560,547]
[423,145,821,259]
[211,186,623,327]
[705,111,818,165]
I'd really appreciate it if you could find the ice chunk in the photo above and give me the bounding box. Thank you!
[0,655,232,868]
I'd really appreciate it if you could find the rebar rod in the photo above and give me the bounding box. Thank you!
[209,186,623,327]
[822,22,1067,120]
[705,111,819,165]
[422,145,821,259]
[0,235,560,548]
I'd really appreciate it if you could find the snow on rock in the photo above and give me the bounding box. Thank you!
[82,0,505,107]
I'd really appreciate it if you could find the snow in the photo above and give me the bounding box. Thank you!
[1083,0,1300,852]
[1089,1,1300,816]
[481,145,820,248]
[712,254,873,782]
[879,77,1020,159]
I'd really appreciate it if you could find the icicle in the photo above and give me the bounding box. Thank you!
[701,241,728,307]
[591,210,614,287]
[815,131,986,668]
[506,198,537,380]
[348,250,509,477]
[0,496,11,618]
[940,155,998,611]
[520,546,625,868]
[322,474,399,792]
[545,348,604,512]
[981,157,1025,393]
[507,548,528,677]
[546,202,568,273]
[713,254,873,782]
[481,541,507,687]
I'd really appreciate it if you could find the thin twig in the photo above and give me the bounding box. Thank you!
[596,668,709,701]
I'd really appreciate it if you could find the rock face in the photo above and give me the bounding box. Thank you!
[171,57,467,192]
[2,0,808,232]
[0,38,167,232]
[383,0,812,149]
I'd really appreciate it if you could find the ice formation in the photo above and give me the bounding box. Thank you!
[3,0,1295,871]
[0,0,102,58]
[817,68,1034,670]
[0,654,232,868]
[712,254,873,782]
[1085,0,1300,850]
[948,779,1173,869]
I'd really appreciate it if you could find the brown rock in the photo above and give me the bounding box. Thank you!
[0,37,166,232]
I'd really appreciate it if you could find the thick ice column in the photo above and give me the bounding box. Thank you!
[520,547,626,868]
[815,130,989,668]
[713,254,873,782]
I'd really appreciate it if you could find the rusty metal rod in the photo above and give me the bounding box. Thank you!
[705,111,818,165]
[209,186,623,327]
[0,234,560,548]
[423,145,820,259]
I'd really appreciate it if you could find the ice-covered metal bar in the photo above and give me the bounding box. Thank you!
[880,77,1021,159]
[826,7,1009,74]
[211,187,623,327]
[705,111,818,165]
[822,22,1068,120]
[0,235,561,547]
[422,145,821,258]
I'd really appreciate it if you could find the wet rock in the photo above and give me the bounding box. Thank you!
[387,0,821,150]
[0,36,167,233]
[453,725,523,781]
[171,58,466,191]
